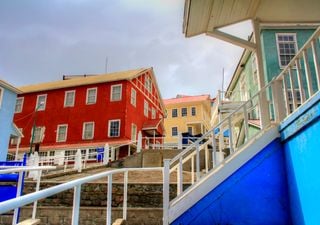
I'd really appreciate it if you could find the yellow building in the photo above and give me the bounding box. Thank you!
[163,94,212,144]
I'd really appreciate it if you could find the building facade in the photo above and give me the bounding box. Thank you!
[0,79,22,160]
[9,68,165,160]
[163,94,212,144]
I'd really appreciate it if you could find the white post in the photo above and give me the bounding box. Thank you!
[123,171,128,220]
[163,159,170,225]
[178,133,182,150]
[74,149,82,173]
[103,143,110,165]
[32,170,42,220]
[71,184,82,225]
[111,147,115,161]
[14,137,21,161]
[106,174,113,225]
[196,143,200,181]
[177,157,183,195]
[137,131,142,153]
[12,171,24,225]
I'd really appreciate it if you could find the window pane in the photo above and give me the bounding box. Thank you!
[83,122,94,139]
[109,120,120,137]
[111,85,122,101]
[87,89,97,104]
[15,98,23,113]
[65,91,75,107]
[172,109,177,117]
[172,127,178,136]
[181,108,187,117]
[131,88,136,106]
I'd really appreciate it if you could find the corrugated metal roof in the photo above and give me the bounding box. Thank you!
[163,94,211,105]
[19,68,149,93]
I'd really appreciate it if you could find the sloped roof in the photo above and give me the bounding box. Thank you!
[19,68,149,93]
[142,119,163,130]
[0,79,22,94]
[163,94,211,105]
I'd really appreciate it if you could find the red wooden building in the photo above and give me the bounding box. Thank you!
[9,68,165,160]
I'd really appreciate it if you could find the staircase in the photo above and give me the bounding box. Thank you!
[163,27,320,224]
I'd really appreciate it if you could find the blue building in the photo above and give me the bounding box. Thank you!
[0,79,22,160]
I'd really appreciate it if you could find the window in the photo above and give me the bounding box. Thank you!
[0,87,3,108]
[191,107,196,116]
[108,120,120,137]
[86,88,97,104]
[15,97,24,113]
[287,89,302,113]
[151,108,156,119]
[172,108,178,118]
[145,76,152,93]
[172,127,178,137]
[82,122,94,140]
[131,123,137,141]
[276,33,298,67]
[88,149,96,159]
[144,100,149,117]
[65,150,77,160]
[36,94,47,111]
[32,126,45,143]
[188,126,193,135]
[11,128,23,145]
[111,84,122,101]
[131,88,136,106]
[56,124,68,142]
[181,107,187,117]
[64,90,75,107]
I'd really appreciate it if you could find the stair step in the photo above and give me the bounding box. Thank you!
[112,218,126,225]
[17,218,40,225]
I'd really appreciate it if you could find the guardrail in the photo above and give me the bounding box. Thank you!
[163,26,320,224]
[0,167,162,225]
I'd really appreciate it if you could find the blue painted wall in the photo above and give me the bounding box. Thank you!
[0,86,18,160]
[172,138,291,225]
[280,92,320,225]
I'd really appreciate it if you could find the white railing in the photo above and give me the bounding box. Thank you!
[163,27,320,224]
[0,167,162,225]
[0,166,56,225]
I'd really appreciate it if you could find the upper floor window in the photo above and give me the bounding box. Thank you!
[131,123,137,141]
[108,119,121,137]
[0,87,3,109]
[151,107,156,119]
[86,88,97,104]
[111,84,122,101]
[56,124,68,142]
[144,100,149,117]
[82,122,94,140]
[172,127,178,137]
[15,97,24,113]
[64,90,75,107]
[276,33,298,67]
[36,94,47,111]
[145,77,152,93]
[181,107,187,117]
[131,88,136,107]
[32,126,45,143]
[11,128,23,145]
[188,126,193,135]
[191,107,196,116]
[172,108,178,118]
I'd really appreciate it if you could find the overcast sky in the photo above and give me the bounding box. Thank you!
[0,0,252,99]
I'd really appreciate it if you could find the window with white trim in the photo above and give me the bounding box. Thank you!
[131,88,136,106]
[276,33,298,67]
[191,107,196,116]
[64,90,75,107]
[181,107,187,117]
[32,126,45,143]
[108,120,120,137]
[111,84,122,101]
[11,128,23,145]
[82,122,94,140]
[0,87,3,109]
[144,100,149,117]
[172,127,178,137]
[172,108,178,118]
[131,123,137,141]
[145,77,152,93]
[15,97,24,113]
[151,107,156,119]
[36,94,47,111]
[56,124,68,142]
[86,88,97,104]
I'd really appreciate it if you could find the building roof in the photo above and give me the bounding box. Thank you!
[163,94,211,105]
[183,0,320,37]
[0,79,22,94]
[19,68,149,93]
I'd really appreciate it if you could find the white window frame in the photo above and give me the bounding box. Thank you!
[131,123,137,141]
[151,107,156,119]
[144,100,149,118]
[0,87,3,109]
[15,97,24,113]
[36,94,47,111]
[86,87,97,105]
[56,124,68,142]
[82,122,94,140]
[172,127,178,137]
[111,84,122,102]
[145,76,152,93]
[276,33,298,68]
[131,88,136,107]
[108,119,121,137]
[64,90,75,107]
[11,128,23,145]
[32,126,45,143]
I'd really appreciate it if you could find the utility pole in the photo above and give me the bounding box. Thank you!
[29,102,44,154]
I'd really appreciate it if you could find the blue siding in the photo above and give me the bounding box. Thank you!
[0,87,17,160]
[172,138,291,225]
[280,92,320,225]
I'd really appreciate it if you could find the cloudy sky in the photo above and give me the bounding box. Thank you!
[0,0,251,99]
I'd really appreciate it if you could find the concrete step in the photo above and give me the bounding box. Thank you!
[17,218,40,225]
[112,218,126,225]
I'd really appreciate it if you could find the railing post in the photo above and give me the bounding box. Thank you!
[177,157,183,195]
[12,171,24,225]
[196,143,200,181]
[163,159,170,225]
[211,132,217,168]
[271,79,286,122]
[243,104,249,141]
[191,155,195,184]
[123,171,128,221]
[205,145,209,173]
[283,76,290,116]
[311,39,320,90]
[296,59,306,103]
[259,89,271,129]
[288,68,297,111]
[32,170,42,220]
[303,49,314,97]
[71,184,81,225]
[106,174,113,225]
[228,117,234,153]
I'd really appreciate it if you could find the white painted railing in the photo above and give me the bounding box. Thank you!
[0,167,162,225]
[0,166,56,225]
[163,27,320,224]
